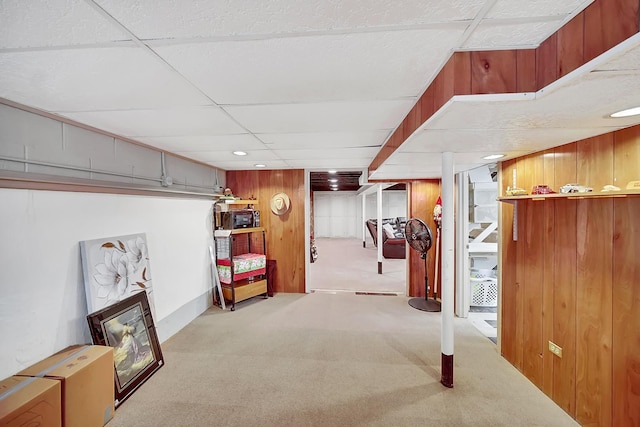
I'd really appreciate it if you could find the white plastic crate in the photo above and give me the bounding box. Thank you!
[471,278,498,307]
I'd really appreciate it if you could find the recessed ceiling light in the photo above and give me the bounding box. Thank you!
[610,106,640,118]
[483,154,505,160]
[329,179,338,182]
[233,151,247,156]
[328,170,337,174]
[331,188,338,191]
[254,164,266,168]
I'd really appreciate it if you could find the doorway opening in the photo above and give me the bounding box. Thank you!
[465,165,499,344]
[308,171,407,294]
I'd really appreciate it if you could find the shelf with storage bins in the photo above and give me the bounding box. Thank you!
[212,199,266,311]
[213,227,267,311]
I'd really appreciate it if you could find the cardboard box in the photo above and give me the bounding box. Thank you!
[0,376,61,427]
[17,345,114,427]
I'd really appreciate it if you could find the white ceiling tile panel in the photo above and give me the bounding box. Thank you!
[427,74,640,133]
[274,147,380,160]
[369,164,443,180]
[526,74,640,129]
[259,131,390,149]
[284,158,372,169]
[486,0,593,20]
[135,134,267,153]
[209,159,291,171]
[0,47,211,111]
[402,127,612,154]
[96,0,484,39]
[154,29,464,105]
[59,107,246,138]
[594,42,640,72]
[463,20,563,49]
[0,0,129,49]
[225,100,415,133]
[174,150,281,163]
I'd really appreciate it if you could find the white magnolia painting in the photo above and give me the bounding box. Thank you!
[80,233,155,316]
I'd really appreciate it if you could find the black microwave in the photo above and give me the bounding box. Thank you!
[220,209,259,229]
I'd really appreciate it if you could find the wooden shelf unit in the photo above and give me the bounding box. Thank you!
[213,200,267,311]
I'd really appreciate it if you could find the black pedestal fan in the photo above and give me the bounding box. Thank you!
[405,218,441,312]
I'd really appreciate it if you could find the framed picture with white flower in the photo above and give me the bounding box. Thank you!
[87,290,163,407]
[80,232,155,316]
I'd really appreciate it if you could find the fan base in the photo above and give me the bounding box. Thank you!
[408,297,441,312]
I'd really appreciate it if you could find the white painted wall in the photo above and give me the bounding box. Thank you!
[0,188,215,379]
[314,191,359,238]
[364,190,407,221]
[313,190,406,239]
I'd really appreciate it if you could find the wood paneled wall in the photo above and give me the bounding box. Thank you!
[369,0,640,175]
[499,124,640,426]
[226,169,306,294]
[407,180,441,297]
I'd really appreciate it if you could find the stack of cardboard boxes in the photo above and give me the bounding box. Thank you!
[0,345,114,427]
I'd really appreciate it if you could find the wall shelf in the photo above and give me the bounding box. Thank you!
[498,189,640,203]
[214,227,264,236]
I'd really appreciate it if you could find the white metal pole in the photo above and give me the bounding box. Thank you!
[377,184,383,274]
[455,171,470,318]
[362,193,367,248]
[441,152,455,387]
[304,169,311,293]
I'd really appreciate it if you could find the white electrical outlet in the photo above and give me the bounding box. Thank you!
[548,341,563,358]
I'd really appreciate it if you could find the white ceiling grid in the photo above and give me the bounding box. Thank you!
[2,0,639,179]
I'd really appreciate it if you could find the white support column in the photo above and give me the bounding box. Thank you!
[441,152,455,388]
[455,171,470,318]
[377,184,383,274]
[362,193,367,248]
[304,169,311,293]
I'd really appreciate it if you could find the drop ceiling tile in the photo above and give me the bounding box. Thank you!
[370,164,443,180]
[259,130,390,149]
[0,0,129,49]
[226,100,414,133]
[486,0,593,20]
[154,29,464,104]
[96,0,482,40]
[539,73,640,128]
[386,150,528,167]
[274,147,379,160]
[59,107,246,138]
[284,158,372,169]
[402,127,612,154]
[463,20,562,49]
[209,159,290,171]
[136,134,267,153]
[427,94,535,130]
[174,150,281,163]
[0,47,210,111]
[594,40,640,72]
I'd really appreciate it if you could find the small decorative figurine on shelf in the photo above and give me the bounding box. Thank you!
[601,184,621,192]
[219,188,240,200]
[505,186,528,196]
[531,184,555,195]
[559,183,593,194]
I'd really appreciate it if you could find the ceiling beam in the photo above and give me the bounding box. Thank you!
[368,0,640,180]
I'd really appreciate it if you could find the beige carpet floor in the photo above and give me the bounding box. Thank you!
[106,293,578,427]
[309,237,405,294]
